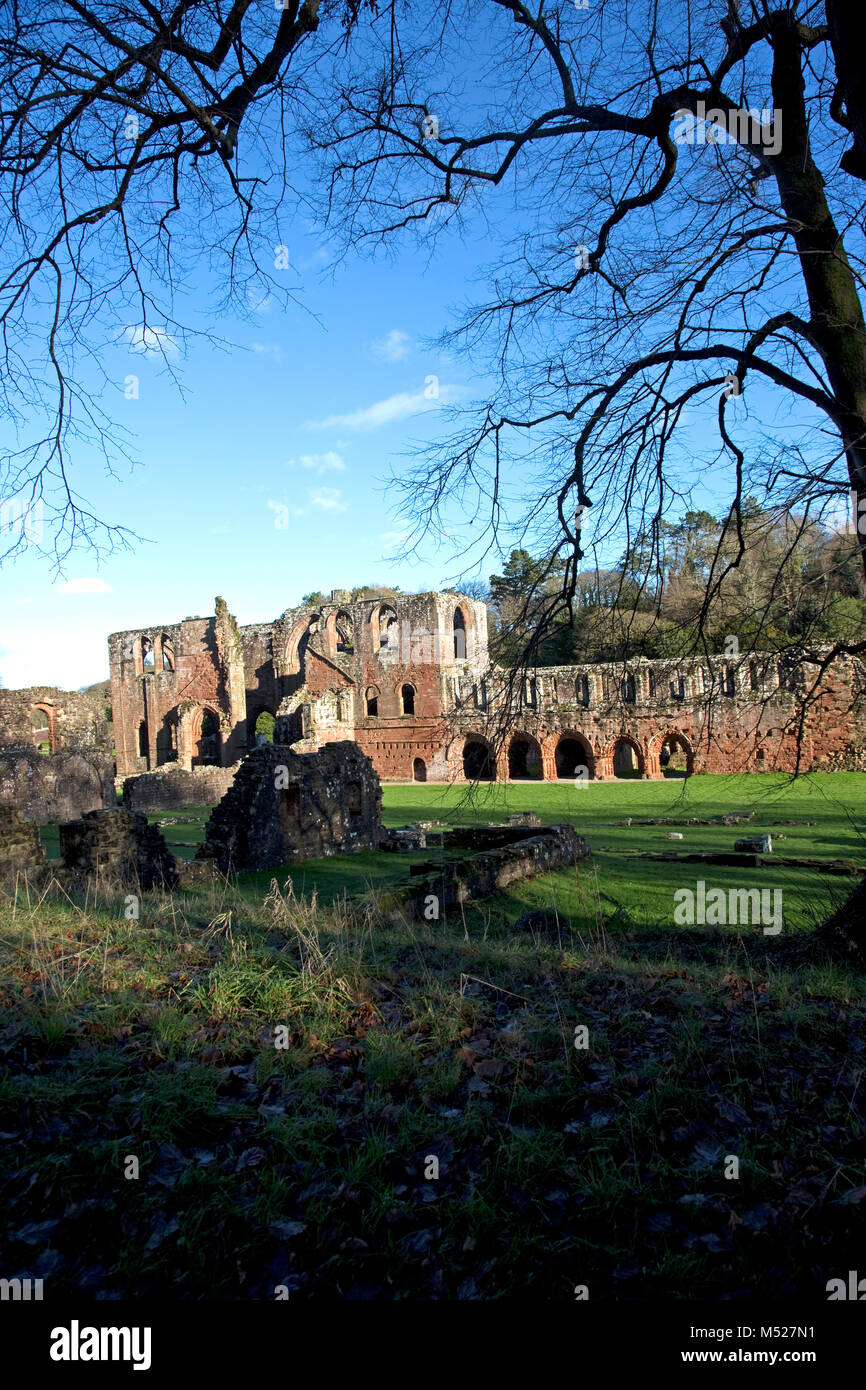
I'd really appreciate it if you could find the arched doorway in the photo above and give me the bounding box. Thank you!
[413,757,427,783]
[463,737,494,781]
[555,735,595,780]
[612,736,643,778]
[507,734,542,780]
[156,713,178,765]
[195,709,221,766]
[658,731,695,777]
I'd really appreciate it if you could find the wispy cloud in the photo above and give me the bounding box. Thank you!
[123,325,178,357]
[307,384,456,432]
[287,451,346,476]
[58,577,114,595]
[379,529,411,553]
[251,342,283,362]
[371,329,411,362]
[309,487,347,512]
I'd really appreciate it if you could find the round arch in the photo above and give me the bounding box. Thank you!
[507,731,543,780]
[651,729,696,777]
[462,736,494,781]
[608,734,645,778]
[554,733,596,780]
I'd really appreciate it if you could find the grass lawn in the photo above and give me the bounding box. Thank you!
[4,771,862,1300]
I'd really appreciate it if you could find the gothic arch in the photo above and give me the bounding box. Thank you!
[285,613,321,676]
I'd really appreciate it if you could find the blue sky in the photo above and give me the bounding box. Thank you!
[1,213,496,690]
[1,4,847,692]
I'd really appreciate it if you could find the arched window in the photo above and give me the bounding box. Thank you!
[161,637,175,671]
[749,661,761,692]
[378,605,398,650]
[254,711,275,744]
[670,673,685,701]
[648,668,657,698]
[722,665,736,696]
[138,720,148,758]
[453,607,467,659]
[621,673,636,703]
[576,674,590,706]
[141,636,154,670]
[335,611,354,654]
[31,708,52,754]
[400,683,415,716]
[524,677,537,708]
[337,690,352,722]
[365,686,379,717]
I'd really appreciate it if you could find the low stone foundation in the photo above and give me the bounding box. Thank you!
[59,809,178,889]
[404,824,590,919]
[0,747,114,824]
[123,764,239,812]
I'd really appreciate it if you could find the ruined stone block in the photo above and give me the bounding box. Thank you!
[198,741,383,873]
[59,809,178,889]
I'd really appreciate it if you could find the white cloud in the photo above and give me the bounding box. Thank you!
[287,451,346,476]
[123,325,178,357]
[307,385,456,432]
[309,487,348,512]
[379,529,411,552]
[371,329,411,362]
[251,342,283,362]
[58,577,114,595]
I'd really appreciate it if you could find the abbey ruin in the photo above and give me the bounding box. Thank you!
[104,588,863,797]
[0,587,863,834]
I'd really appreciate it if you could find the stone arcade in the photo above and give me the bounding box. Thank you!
[107,589,864,795]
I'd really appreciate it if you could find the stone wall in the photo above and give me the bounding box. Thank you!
[0,806,46,876]
[107,587,866,786]
[59,809,178,889]
[199,741,383,873]
[0,747,115,824]
[123,763,239,811]
[0,686,111,753]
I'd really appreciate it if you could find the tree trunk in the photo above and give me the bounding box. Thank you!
[771,17,866,584]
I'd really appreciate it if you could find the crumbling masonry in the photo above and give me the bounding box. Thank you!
[107,590,865,789]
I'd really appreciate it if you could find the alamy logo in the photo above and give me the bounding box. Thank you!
[0,1276,43,1300]
[827,1271,866,1300]
[673,880,782,935]
[672,101,781,156]
[49,1321,152,1371]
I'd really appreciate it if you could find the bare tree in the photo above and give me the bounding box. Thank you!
[0,0,373,564]
[312,0,866,673]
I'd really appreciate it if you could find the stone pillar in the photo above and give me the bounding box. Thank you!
[644,747,663,779]
[595,751,613,780]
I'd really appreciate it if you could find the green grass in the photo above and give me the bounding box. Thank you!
[7,772,861,1300]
